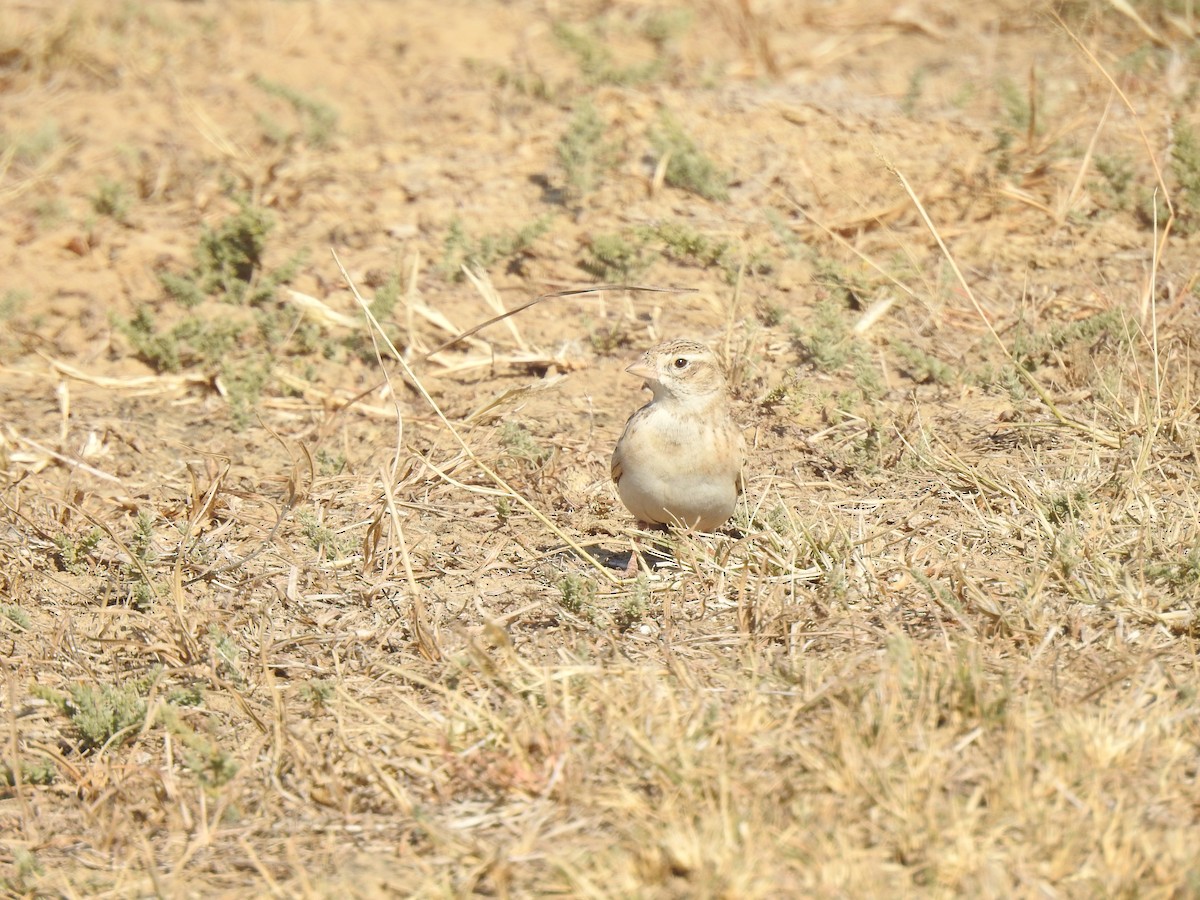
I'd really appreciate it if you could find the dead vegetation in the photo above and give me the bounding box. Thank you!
[2,0,1200,895]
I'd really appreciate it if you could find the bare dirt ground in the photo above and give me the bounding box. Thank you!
[3,0,1200,895]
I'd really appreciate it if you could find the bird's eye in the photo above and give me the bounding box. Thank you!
[673,357,689,369]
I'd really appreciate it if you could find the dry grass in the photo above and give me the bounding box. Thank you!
[3,0,1200,896]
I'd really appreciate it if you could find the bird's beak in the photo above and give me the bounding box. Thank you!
[625,360,655,380]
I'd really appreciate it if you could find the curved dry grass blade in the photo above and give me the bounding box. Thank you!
[424,284,697,358]
[887,160,1121,449]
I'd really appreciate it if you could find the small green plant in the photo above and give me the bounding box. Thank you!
[52,528,103,574]
[1,759,56,787]
[792,298,853,371]
[552,21,662,86]
[34,197,69,227]
[117,306,245,373]
[297,508,352,557]
[159,195,297,307]
[0,289,27,322]
[758,300,786,327]
[118,306,183,371]
[638,220,770,284]
[34,675,155,750]
[557,100,619,203]
[558,573,597,617]
[1094,154,1134,210]
[499,420,549,465]
[168,683,205,707]
[90,177,131,223]
[892,340,954,385]
[221,361,270,431]
[160,705,238,788]
[496,496,513,522]
[580,231,656,282]
[763,209,803,258]
[649,115,730,202]
[0,846,44,895]
[587,319,634,355]
[251,75,338,147]
[122,510,158,608]
[648,220,730,267]
[614,578,649,629]
[640,9,692,49]
[469,57,553,101]
[208,626,245,685]
[300,678,335,706]
[996,76,1033,134]
[2,120,59,167]
[1145,547,1200,588]
[439,216,552,280]
[1043,488,1089,526]
[370,269,403,321]
[130,510,155,563]
[0,603,30,629]
[902,66,928,116]
[1169,120,1200,234]
[315,449,347,477]
[1010,309,1125,373]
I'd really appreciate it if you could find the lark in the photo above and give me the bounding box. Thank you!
[611,339,744,569]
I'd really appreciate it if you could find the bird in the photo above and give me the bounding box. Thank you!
[610,339,744,570]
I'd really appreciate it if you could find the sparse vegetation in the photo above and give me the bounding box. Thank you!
[33,675,155,750]
[251,75,339,147]
[552,21,663,86]
[159,195,298,307]
[649,114,730,201]
[556,100,619,204]
[5,2,1200,897]
[1168,119,1200,234]
[580,231,657,281]
[439,215,553,280]
[90,176,131,222]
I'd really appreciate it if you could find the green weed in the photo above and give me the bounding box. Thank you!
[1,120,59,167]
[90,177,131,223]
[34,673,158,750]
[1,759,56,787]
[439,215,552,280]
[639,9,692,49]
[552,21,662,86]
[614,578,650,630]
[891,340,954,385]
[557,100,619,203]
[208,626,245,685]
[639,220,771,284]
[0,289,28,320]
[580,232,656,282]
[160,195,297,307]
[1094,154,1134,210]
[792,298,854,372]
[1168,120,1200,234]
[297,508,353,557]
[251,75,338,147]
[300,678,336,706]
[558,573,597,618]
[160,705,239,789]
[52,528,103,574]
[0,847,43,895]
[500,420,549,465]
[0,603,30,629]
[649,115,730,202]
